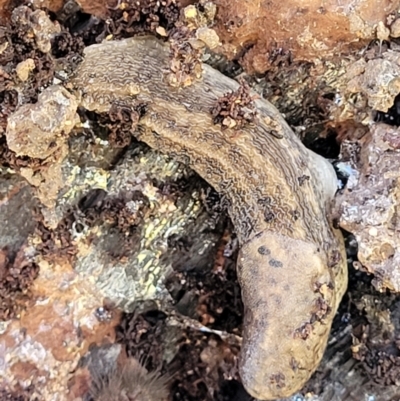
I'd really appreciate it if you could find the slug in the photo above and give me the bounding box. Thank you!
[70,36,348,400]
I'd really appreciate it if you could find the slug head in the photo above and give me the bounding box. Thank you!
[237,229,346,400]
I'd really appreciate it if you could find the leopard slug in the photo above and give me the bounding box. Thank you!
[70,36,348,400]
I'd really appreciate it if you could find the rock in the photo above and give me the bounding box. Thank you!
[377,21,390,42]
[213,0,398,73]
[183,2,217,29]
[11,6,61,53]
[196,27,220,49]
[73,146,223,311]
[15,58,36,82]
[5,86,79,214]
[335,123,400,291]
[390,18,400,38]
[0,174,37,259]
[346,51,400,112]
[19,145,70,212]
[6,85,78,159]
[0,251,122,399]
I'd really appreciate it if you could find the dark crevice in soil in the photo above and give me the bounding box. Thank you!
[115,306,248,401]
[373,93,400,127]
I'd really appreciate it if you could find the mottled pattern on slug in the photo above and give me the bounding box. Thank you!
[70,36,348,400]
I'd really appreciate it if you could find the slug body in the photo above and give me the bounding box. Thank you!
[71,37,347,400]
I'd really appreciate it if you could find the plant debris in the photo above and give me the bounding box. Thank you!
[167,24,204,87]
[88,101,148,148]
[211,79,257,129]
[105,0,181,39]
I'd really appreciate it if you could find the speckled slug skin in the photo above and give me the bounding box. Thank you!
[71,36,348,400]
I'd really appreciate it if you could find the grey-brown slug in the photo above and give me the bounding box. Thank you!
[70,36,348,400]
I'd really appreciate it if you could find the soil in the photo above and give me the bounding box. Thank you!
[2,1,400,401]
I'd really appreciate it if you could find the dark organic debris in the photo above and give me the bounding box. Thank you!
[211,79,257,129]
[167,24,203,87]
[1,7,55,101]
[105,0,181,39]
[345,276,400,388]
[358,346,400,386]
[0,387,38,401]
[32,188,149,262]
[78,190,149,259]
[116,310,168,372]
[0,247,39,321]
[0,4,87,166]
[115,309,245,401]
[0,89,16,135]
[33,207,78,259]
[114,235,246,401]
[351,297,400,386]
[89,101,148,148]
[0,132,49,173]
[165,262,243,333]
